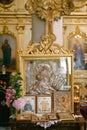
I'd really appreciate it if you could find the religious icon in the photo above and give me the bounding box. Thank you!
[0,34,16,71]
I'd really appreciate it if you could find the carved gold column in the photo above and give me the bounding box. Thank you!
[16,25,25,50]
[16,25,25,70]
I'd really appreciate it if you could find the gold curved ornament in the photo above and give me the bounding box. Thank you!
[0,26,16,39]
[18,34,73,55]
[67,26,87,41]
[0,1,14,11]
[73,0,87,8]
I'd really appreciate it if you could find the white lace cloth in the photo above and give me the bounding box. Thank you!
[36,120,58,129]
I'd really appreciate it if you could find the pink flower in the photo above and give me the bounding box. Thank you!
[12,98,25,110]
[5,88,16,106]
[6,89,11,93]
[11,89,16,94]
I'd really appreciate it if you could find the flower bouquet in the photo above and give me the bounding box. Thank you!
[5,72,25,118]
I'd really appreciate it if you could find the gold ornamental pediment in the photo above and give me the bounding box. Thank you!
[18,34,73,56]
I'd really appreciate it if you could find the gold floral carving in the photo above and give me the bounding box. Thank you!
[25,0,75,20]
[25,0,75,35]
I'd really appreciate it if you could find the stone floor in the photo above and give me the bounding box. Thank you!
[0,127,11,130]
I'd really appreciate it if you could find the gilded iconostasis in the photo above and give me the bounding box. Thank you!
[0,0,87,114]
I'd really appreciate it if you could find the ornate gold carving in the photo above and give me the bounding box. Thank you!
[16,25,25,32]
[18,34,73,55]
[73,0,87,8]
[25,0,75,20]
[0,2,14,12]
[67,26,87,41]
[71,0,87,14]
[0,26,16,39]
[24,0,75,52]
[25,0,75,35]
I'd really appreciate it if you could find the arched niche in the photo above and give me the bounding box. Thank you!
[67,26,87,70]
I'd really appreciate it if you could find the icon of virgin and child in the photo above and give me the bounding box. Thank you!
[27,62,67,95]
